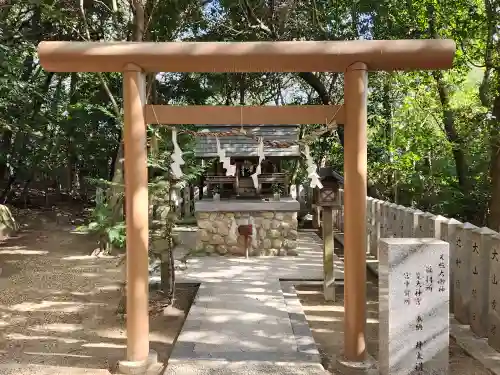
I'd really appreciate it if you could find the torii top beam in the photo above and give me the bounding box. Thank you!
[37,40,455,73]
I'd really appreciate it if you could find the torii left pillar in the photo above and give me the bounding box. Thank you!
[118,64,157,373]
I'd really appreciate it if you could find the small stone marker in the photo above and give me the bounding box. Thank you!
[379,238,449,375]
[489,233,500,350]
[441,218,462,312]
[454,222,479,324]
[469,227,497,337]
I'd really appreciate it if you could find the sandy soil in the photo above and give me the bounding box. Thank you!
[0,210,196,375]
[296,275,492,375]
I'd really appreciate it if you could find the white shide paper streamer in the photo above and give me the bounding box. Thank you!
[304,144,323,189]
[170,128,185,179]
[250,137,265,189]
[215,137,236,176]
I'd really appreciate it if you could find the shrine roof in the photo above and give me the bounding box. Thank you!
[194,125,300,158]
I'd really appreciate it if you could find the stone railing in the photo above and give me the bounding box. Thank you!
[333,190,500,353]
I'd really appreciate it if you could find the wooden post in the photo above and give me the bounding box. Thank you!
[322,207,335,301]
[123,65,149,362]
[343,62,368,362]
[313,189,320,229]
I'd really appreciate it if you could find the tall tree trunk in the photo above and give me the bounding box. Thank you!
[428,3,472,220]
[0,55,37,181]
[78,0,146,220]
[433,71,472,212]
[382,76,394,198]
[66,73,79,193]
[481,0,500,230]
[488,91,500,231]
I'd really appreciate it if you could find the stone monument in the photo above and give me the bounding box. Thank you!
[379,238,449,375]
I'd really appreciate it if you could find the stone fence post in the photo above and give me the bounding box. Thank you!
[370,199,382,258]
[441,218,462,313]
[366,197,374,255]
[454,222,479,324]
[488,234,500,351]
[469,227,498,337]
[387,203,398,237]
[429,215,448,239]
[417,212,434,238]
[407,209,424,238]
[401,208,413,238]
[380,201,390,238]
[394,205,406,238]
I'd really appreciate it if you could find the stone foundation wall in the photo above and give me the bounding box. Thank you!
[195,211,298,256]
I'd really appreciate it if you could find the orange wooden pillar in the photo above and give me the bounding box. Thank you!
[123,64,150,362]
[343,62,368,362]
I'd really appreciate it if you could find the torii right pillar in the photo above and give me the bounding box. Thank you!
[343,62,368,364]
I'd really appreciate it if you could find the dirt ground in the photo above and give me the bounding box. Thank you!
[296,275,492,375]
[0,209,196,375]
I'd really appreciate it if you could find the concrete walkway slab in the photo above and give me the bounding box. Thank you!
[164,360,330,375]
[164,232,339,374]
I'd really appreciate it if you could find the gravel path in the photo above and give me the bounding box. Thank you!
[0,220,124,375]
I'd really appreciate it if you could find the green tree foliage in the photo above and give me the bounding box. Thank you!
[0,0,499,233]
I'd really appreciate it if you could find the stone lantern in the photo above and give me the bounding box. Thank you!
[317,167,342,207]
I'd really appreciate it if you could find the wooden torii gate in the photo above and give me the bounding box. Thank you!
[37,39,456,370]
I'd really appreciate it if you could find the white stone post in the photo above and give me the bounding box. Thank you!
[394,205,406,238]
[469,227,498,337]
[488,233,500,351]
[417,212,434,237]
[387,203,399,237]
[429,215,448,239]
[441,218,462,313]
[379,238,449,375]
[402,208,414,238]
[380,201,390,238]
[409,209,424,238]
[454,222,479,324]
[370,199,382,258]
[366,197,373,255]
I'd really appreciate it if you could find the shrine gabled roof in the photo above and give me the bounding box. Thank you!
[194,124,300,158]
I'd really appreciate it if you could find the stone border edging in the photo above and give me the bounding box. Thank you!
[281,281,323,362]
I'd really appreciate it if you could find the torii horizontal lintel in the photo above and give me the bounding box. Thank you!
[145,105,345,125]
[37,40,456,73]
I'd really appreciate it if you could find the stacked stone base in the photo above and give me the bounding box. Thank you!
[195,211,298,256]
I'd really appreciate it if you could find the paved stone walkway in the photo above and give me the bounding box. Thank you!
[162,231,344,375]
